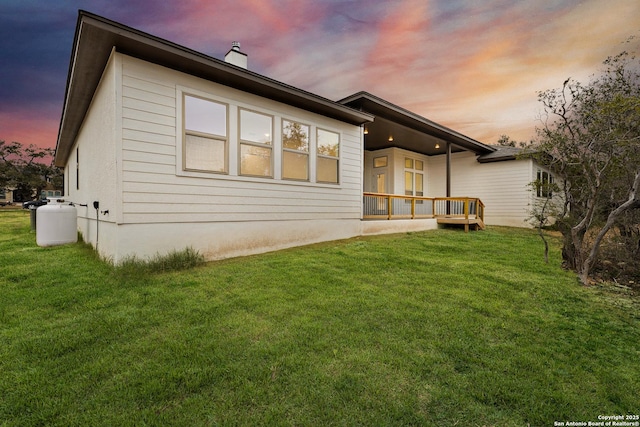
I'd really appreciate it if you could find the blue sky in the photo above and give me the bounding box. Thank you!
[1,0,639,150]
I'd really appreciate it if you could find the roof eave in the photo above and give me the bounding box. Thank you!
[339,91,496,155]
[55,11,373,167]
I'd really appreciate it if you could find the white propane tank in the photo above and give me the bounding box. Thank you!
[36,199,78,247]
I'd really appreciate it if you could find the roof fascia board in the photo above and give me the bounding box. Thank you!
[55,11,373,166]
[84,11,374,124]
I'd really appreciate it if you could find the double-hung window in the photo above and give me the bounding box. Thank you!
[537,170,554,198]
[239,109,273,177]
[317,129,339,184]
[282,119,310,181]
[184,95,228,173]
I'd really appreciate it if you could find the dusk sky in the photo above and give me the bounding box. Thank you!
[2,0,639,152]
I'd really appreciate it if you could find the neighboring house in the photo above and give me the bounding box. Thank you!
[55,11,553,263]
[0,188,14,206]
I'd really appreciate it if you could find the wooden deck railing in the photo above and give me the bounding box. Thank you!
[363,192,485,226]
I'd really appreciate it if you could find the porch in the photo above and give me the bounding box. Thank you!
[363,193,485,232]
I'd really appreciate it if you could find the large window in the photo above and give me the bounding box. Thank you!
[282,119,309,181]
[405,157,424,197]
[184,95,227,173]
[317,129,339,184]
[239,109,273,177]
[537,170,554,198]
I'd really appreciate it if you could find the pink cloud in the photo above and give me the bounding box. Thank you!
[0,111,59,150]
[5,0,638,153]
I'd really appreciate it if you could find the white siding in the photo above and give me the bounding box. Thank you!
[119,54,363,226]
[66,51,120,258]
[69,53,365,262]
[363,148,537,227]
[427,151,534,227]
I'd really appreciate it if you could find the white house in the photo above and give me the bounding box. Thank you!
[54,11,550,263]
[1,188,14,206]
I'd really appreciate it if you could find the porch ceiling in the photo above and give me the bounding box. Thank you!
[364,116,463,156]
[340,92,496,157]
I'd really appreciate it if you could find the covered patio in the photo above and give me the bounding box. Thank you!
[339,92,495,231]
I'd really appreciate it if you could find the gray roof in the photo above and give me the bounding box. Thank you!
[477,146,524,163]
[55,11,373,167]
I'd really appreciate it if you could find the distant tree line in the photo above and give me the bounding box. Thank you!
[0,140,62,202]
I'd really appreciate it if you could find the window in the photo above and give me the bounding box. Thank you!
[184,95,227,173]
[537,170,554,198]
[415,173,424,197]
[317,129,339,184]
[240,109,273,177]
[76,147,79,190]
[405,157,424,197]
[282,119,309,181]
[373,156,388,168]
[405,171,413,196]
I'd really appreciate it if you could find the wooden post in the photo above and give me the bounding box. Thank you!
[446,143,451,216]
[387,195,392,220]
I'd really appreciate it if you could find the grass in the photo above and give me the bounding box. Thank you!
[1,210,639,426]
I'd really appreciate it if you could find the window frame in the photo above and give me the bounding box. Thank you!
[316,128,340,184]
[182,93,229,174]
[404,156,424,197]
[536,170,554,198]
[238,108,274,178]
[373,156,388,168]
[281,118,310,182]
[177,87,344,188]
[76,147,79,190]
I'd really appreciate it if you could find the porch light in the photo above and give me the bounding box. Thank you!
[435,143,440,149]
[363,127,368,135]
[388,135,394,142]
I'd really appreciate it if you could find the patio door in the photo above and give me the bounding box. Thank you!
[375,171,386,193]
[374,171,386,210]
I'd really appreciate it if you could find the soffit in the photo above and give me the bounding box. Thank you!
[340,92,496,157]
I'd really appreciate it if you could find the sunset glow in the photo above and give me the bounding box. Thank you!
[2,0,639,150]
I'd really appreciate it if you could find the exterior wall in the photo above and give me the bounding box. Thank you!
[116,219,362,261]
[88,53,365,263]
[364,147,430,195]
[361,218,438,236]
[0,189,13,204]
[427,152,534,227]
[65,50,120,258]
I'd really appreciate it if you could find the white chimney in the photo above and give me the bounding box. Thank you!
[224,41,248,69]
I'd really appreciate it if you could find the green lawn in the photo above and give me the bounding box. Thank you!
[1,210,639,426]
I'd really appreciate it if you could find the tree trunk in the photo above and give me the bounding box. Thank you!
[580,171,640,285]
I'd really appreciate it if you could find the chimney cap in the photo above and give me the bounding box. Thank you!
[225,41,247,69]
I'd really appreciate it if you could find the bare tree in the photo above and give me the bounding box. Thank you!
[529,47,640,285]
[527,178,563,264]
